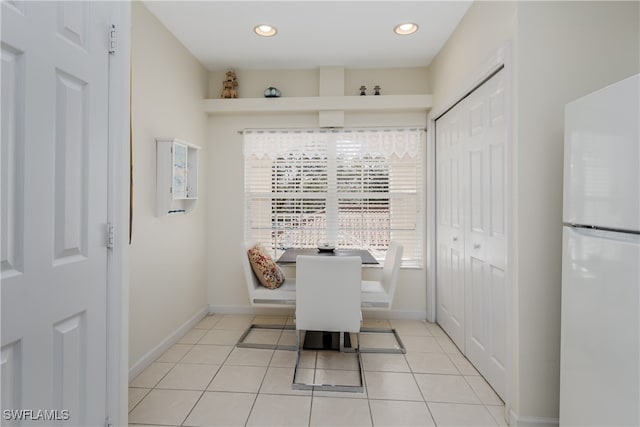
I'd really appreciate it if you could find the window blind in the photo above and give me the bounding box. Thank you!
[244,127,424,266]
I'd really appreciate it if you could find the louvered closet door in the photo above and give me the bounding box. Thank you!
[436,67,507,400]
[1,2,111,425]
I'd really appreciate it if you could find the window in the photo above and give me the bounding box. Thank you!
[244,128,424,266]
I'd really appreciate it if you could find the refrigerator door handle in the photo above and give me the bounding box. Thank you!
[566,225,640,244]
[564,222,640,235]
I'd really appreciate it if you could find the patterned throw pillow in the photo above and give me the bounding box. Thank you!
[247,244,285,289]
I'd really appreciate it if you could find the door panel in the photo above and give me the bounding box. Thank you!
[470,101,484,136]
[464,68,507,399]
[468,255,486,351]
[490,265,506,369]
[54,70,90,263]
[438,160,450,226]
[436,107,466,350]
[57,1,88,50]
[468,149,484,233]
[53,312,87,420]
[451,157,461,229]
[1,43,25,278]
[0,342,21,415]
[489,144,504,237]
[436,67,507,400]
[449,247,464,332]
[1,2,110,424]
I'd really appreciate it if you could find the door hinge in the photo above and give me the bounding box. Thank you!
[107,223,115,249]
[108,25,116,54]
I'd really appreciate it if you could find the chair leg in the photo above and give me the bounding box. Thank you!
[292,329,310,391]
[292,329,364,393]
[236,323,296,351]
[358,327,406,354]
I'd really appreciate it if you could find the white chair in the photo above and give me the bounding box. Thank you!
[360,241,406,353]
[361,241,403,310]
[238,241,296,350]
[293,255,363,392]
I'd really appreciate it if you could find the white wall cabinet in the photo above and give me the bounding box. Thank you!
[435,68,507,399]
[156,138,200,216]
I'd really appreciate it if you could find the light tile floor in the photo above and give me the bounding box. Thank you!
[129,314,507,426]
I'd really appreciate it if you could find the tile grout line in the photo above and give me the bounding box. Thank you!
[176,324,229,427]
[169,315,224,426]
[130,316,507,426]
[404,349,439,426]
[127,387,152,416]
[132,314,249,426]
[244,314,275,427]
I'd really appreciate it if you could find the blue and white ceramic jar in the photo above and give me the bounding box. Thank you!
[264,87,281,98]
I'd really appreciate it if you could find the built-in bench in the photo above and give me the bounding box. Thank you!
[242,241,296,307]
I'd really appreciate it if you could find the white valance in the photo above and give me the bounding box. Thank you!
[243,127,425,160]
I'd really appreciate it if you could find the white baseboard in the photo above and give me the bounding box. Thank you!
[509,409,559,427]
[209,304,425,320]
[128,305,209,383]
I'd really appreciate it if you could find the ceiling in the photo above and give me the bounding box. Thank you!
[143,1,472,71]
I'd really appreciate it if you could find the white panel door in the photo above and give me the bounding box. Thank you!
[435,98,466,350]
[435,68,507,400]
[1,2,110,425]
[463,69,507,399]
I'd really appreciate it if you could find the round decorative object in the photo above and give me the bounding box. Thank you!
[264,87,281,98]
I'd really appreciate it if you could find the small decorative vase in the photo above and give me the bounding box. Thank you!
[264,87,281,98]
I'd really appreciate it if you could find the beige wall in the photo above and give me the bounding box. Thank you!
[206,68,429,317]
[129,2,209,368]
[515,1,639,420]
[429,1,517,113]
[429,0,639,423]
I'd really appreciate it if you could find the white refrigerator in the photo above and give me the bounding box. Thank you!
[560,73,640,426]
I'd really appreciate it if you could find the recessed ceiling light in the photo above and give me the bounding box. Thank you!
[394,23,419,35]
[254,24,277,37]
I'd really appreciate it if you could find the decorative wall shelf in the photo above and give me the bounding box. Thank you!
[156,138,200,216]
[202,94,433,114]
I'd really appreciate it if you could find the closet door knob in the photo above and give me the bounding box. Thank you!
[452,237,458,242]
[473,243,481,249]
